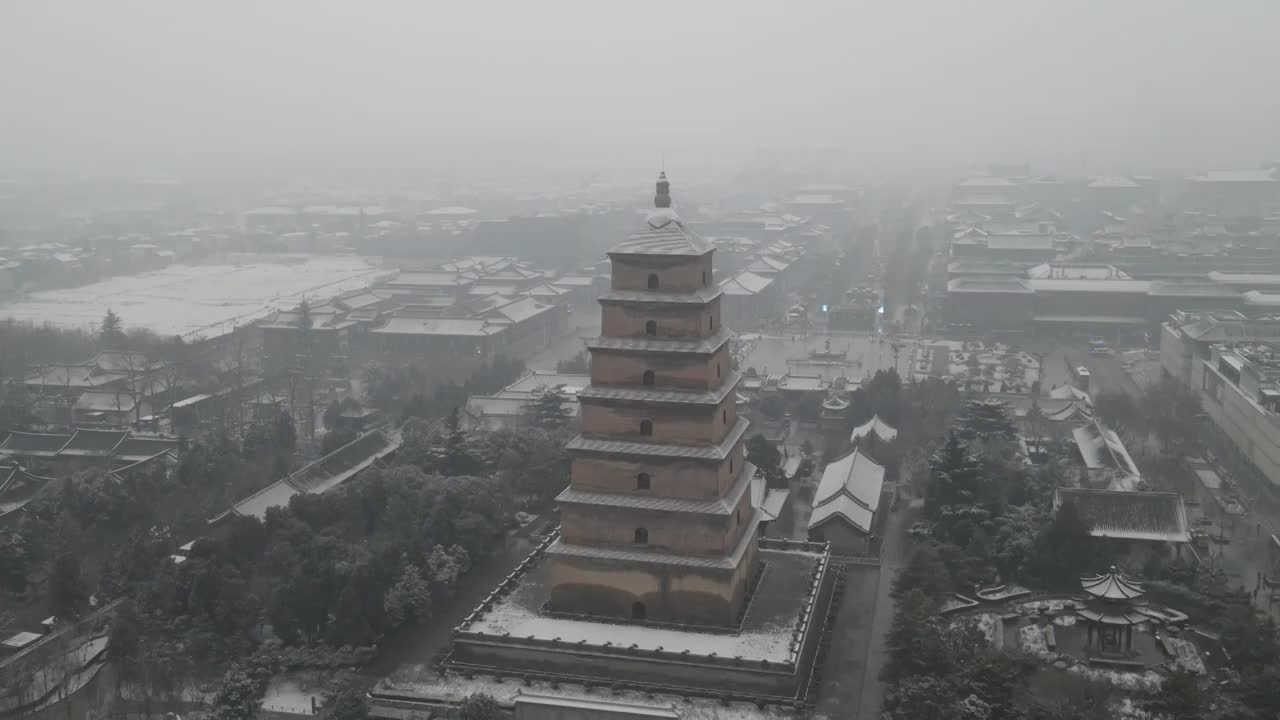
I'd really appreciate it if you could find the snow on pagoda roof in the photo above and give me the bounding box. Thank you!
[849,414,897,443]
[611,208,714,257]
[1080,567,1145,601]
[465,542,823,662]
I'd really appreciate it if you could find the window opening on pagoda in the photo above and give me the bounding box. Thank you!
[702,270,708,286]
[709,315,715,331]
[736,509,741,526]
[729,457,734,473]
[636,472,651,490]
[632,602,647,620]
[642,370,655,386]
[723,408,728,424]
[640,419,654,436]
[645,320,657,336]
[647,273,659,290]
[717,363,721,378]
[634,528,648,545]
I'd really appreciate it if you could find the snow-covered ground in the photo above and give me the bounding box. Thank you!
[0,255,387,340]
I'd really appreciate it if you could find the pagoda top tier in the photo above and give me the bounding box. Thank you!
[609,173,713,257]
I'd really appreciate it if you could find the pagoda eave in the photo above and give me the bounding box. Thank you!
[556,460,758,517]
[566,417,749,462]
[576,374,742,407]
[586,331,732,355]
[598,288,723,306]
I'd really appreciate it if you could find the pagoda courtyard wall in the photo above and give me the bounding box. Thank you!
[610,255,715,293]
[578,398,737,446]
[559,491,755,556]
[569,450,741,499]
[451,635,795,698]
[600,297,722,339]
[547,542,756,626]
[589,347,731,392]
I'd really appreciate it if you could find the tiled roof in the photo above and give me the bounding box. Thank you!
[586,330,731,355]
[609,209,713,257]
[1054,488,1189,543]
[576,374,740,406]
[503,371,591,394]
[598,287,722,305]
[557,461,756,516]
[810,447,885,534]
[1072,421,1139,479]
[0,432,72,457]
[718,271,774,296]
[850,415,897,443]
[567,416,748,461]
[1080,568,1145,600]
[114,436,180,461]
[59,429,128,456]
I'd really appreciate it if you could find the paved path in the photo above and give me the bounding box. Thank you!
[855,497,920,718]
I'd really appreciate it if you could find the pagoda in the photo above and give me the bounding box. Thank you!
[550,172,762,626]
[370,177,831,717]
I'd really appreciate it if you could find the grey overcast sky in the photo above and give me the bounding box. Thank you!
[3,0,1279,177]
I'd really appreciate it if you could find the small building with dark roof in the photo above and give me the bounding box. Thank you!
[1053,488,1190,544]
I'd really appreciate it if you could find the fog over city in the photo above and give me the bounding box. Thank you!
[3,0,1280,177]
[6,3,1280,720]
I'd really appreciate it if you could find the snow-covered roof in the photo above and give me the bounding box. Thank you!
[1072,420,1140,483]
[810,448,885,534]
[465,542,823,662]
[849,414,897,444]
[611,209,713,257]
[1080,567,1145,600]
[718,270,774,295]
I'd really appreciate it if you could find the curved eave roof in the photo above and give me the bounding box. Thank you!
[1080,570,1145,601]
[609,210,713,257]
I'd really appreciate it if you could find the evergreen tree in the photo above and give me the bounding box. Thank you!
[210,664,264,720]
[329,580,375,647]
[328,687,370,720]
[441,408,479,476]
[48,549,87,619]
[528,386,572,429]
[925,432,981,519]
[99,309,125,347]
[745,433,785,487]
[955,399,1017,442]
[893,546,951,600]
[452,693,503,720]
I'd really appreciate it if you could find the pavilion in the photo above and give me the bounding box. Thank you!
[1075,567,1148,654]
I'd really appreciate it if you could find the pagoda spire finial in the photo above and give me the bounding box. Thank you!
[654,171,671,209]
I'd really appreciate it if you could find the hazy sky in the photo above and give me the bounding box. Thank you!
[3,0,1280,177]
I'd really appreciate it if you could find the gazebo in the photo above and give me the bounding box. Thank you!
[1075,567,1148,654]
[820,393,850,430]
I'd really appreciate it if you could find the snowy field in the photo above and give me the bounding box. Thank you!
[0,255,388,339]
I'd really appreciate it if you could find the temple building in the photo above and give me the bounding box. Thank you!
[371,176,830,718]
